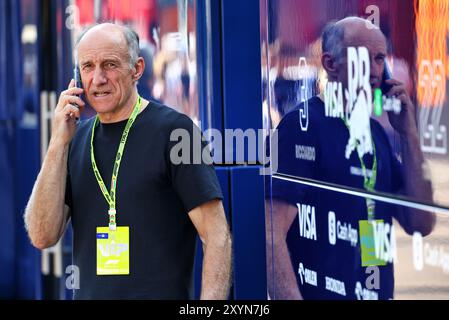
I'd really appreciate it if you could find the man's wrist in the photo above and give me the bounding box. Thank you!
[399,128,419,144]
[48,138,70,153]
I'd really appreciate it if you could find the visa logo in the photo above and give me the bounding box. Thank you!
[97,233,108,239]
[372,221,397,263]
[296,203,317,241]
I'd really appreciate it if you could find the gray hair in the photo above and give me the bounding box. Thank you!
[74,23,140,69]
[321,16,381,65]
[321,20,346,65]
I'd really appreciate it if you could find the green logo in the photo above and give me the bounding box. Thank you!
[374,88,383,117]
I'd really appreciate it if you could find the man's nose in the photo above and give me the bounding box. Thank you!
[92,67,107,86]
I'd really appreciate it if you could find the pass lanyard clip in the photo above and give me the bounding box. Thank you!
[90,96,142,230]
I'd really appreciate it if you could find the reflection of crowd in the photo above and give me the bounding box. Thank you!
[261,39,319,131]
[142,33,199,124]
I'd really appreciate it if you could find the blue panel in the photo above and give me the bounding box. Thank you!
[0,0,24,298]
[216,167,231,219]
[196,0,224,134]
[0,125,16,298]
[14,127,40,299]
[230,166,266,299]
[221,0,262,163]
[0,0,23,121]
[194,167,230,299]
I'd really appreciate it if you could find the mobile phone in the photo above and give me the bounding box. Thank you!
[72,66,82,121]
[380,59,393,95]
[74,65,82,93]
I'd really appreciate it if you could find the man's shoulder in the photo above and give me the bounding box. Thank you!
[71,116,96,142]
[144,100,195,131]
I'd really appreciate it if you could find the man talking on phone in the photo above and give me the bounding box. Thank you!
[24,23,232,300]
[268,16,435,300]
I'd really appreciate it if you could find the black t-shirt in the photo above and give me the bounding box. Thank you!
[65,101,223,299]
[271,96,403,300]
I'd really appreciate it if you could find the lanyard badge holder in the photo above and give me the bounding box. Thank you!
[91,96,141,275]
[357,142,386,267]
[341,117,385,267]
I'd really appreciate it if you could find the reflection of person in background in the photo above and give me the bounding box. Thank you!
[152,47,193,118]
[268,17,435,300]
[24,23,232,299]
[136,41,160,103]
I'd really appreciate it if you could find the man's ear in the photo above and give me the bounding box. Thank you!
[321,53,339,79]
[132,57,145,82]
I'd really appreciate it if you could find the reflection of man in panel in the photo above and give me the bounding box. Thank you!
[267,17,435,300]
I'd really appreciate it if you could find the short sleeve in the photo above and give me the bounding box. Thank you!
[167,114,223,213]
[390,148,404,193]
[65,172,73,209]
[65,145,73,209]
[372,120,404,193]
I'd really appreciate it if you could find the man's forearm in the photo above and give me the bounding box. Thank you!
[268,240,302,300]
[401,130,432,201]
[200,231,232,299]
[398,130,435,235]
[24,141,70,249]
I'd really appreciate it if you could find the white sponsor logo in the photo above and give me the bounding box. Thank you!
[298,262,318,287]
[425,244,449,274]
[371,221,398,263]
[383,96,401,114]
[413,232,424,271]
[324,81,344,118]
[296,203,317,241]
[324,47,373,160]
[295,144,315,161]
[337,220,358,247]
[414,232,449,274]
[350,166,372,178]
[345,47,373,160]
[418,59,447,155]
[325,276,346,296]
[328,211,358,247]
[355,281,379,300]
[328,211,336,245]
[298,57,309,132]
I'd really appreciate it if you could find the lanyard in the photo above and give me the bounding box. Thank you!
[359,142,377,220]
[90,96,142,230]
[341,118,378,220]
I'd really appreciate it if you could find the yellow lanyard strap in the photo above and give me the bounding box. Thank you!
[90,96,141,230]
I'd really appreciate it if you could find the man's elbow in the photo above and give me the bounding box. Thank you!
[29,233,59,250]
[25,219,60,250]
[24,206,65,250]
[402,210,436,237]
[412,217,436,237]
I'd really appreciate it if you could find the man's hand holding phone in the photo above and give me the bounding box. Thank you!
[51,79,85,147]
[381,61,417,136]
